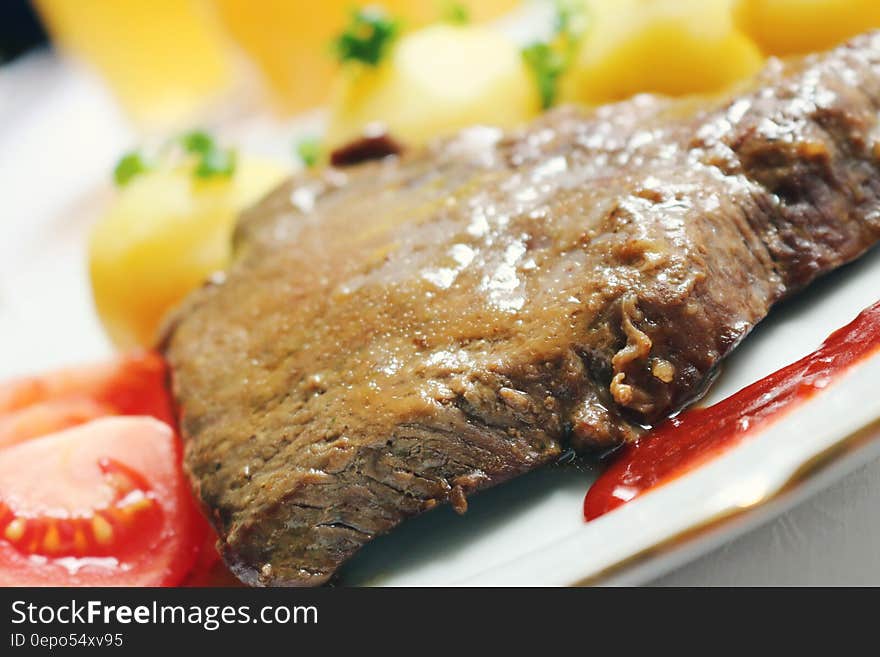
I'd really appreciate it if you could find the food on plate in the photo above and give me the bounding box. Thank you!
[0,353,215,586]
[521,0,588,109]
[0,352,172,448]
[585,299,880,519]
[561,0,763,104]
[89,140,287,348]
[211,0,518,114]
[734,0,880,56]
[296,136,322,168]
[326,19,539,149]
[324,0,880,145]
[329,129,403,167]
[163,33,880,585]
[0,416,206,586]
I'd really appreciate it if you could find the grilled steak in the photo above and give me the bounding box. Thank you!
[165,33,880,586]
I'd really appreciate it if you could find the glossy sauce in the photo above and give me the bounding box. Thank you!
[585,300,880,520]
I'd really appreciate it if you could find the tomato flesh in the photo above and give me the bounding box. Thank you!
[0,458,163,559]
[0,417,205,586]
[0,398,112,448]
[0,352,174,450]
[0,353,217,587]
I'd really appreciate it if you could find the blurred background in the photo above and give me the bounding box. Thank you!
[6,0,877,139]
[0,0,517,130]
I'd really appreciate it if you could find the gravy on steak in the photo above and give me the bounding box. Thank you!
[165,32,880,586]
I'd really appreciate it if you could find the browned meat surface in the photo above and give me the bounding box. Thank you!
[165,33,880,586]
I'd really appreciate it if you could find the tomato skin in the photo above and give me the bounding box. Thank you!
[0,399,111,448]
[0,352,174,449]
[0,417,208,587]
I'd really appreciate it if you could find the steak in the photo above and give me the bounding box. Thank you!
[164,33,880,586]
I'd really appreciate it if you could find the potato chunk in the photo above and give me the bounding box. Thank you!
[734,0,880,56]
[562,0,763,104]
[89,159,287,348]
[326,24,539,149]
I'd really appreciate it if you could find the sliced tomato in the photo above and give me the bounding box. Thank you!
[180,534,242,587]
[0,416,206,586]
[0,398,112,448]
[0,351,174,446]
[0,352,219,586]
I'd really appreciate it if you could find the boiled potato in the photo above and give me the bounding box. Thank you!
[211,0,519,114]
[89,158,287,348]
[326,24,540,149]
[561,0,764,104]
[734,0,880,56]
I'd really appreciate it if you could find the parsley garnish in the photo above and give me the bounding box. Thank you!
[193,147,237,178]
[442,2,470,25]
[555,0,588,38]
[522,43,567,110]
[180,130,237,179]
[522,0,588,109]
[180,130,214,156]
[295,137,321,168]
[332,7,400,66]
[112,131,237,186]
[113,151,151,187]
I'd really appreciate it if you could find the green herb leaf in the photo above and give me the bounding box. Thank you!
[555,0,589,40]
[522,0,588,109]
[331,7,400,66]
[180,130,216,157]
[193,147,237,179]
[522,43,567,110]
[113,151,151,187]
[295,137,322,168]
[442,2,470,25]
[180,130,237,179]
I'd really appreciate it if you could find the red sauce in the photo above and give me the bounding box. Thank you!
[584,300,880,521]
